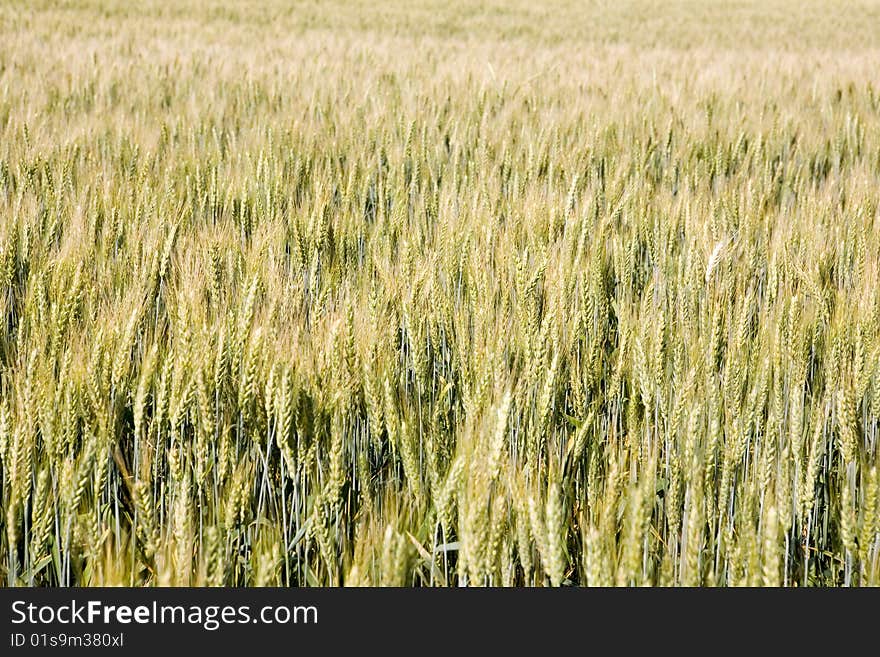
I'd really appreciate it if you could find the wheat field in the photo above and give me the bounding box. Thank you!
[1,0,879,587]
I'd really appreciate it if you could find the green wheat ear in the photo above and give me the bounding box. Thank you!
[2,0,880,587]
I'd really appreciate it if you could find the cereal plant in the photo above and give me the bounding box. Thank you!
[1,0,878,586]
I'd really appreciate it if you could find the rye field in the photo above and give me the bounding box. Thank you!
[1,1,880,587]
